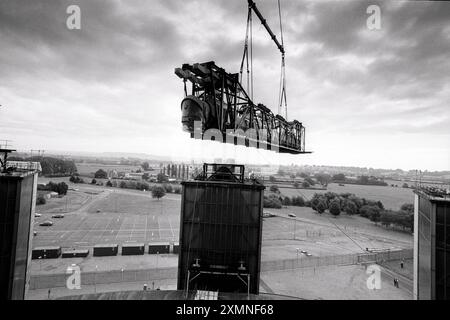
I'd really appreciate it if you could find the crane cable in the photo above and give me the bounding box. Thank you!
[239,6,254,101]
[277,0,288,119]
[239,8,250,94]
[250,9,254,101]
[240,0,287,118]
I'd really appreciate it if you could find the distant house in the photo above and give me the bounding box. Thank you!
[107,169,119,179]
[129,172,144,179]
[145,173,158,182]
[37,190,59,199]
[114,172,144,180]
[37,191,52,199]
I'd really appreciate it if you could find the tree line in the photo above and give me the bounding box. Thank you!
[103,179,181,194]
[332,174,388,186]
[264,190,414,232]
[9,156,77,176]
[36,181,69,205]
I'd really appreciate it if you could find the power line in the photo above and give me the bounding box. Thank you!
[277,0,288,119]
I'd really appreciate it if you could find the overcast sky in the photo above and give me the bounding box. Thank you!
[0,0,449,171]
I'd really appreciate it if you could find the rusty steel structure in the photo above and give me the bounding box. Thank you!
[175,0,310,155]
[175,61,309,154]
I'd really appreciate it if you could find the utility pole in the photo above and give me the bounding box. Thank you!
[0,139,12,149]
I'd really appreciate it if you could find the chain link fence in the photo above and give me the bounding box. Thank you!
[260,248,413,272]
[29,267,177,290]
[29,249,412,290]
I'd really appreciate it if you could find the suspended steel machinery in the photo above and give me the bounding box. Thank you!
[175,0,310,155]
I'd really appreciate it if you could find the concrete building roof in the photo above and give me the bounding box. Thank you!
[6,161,42,172]
[414,188,450,203]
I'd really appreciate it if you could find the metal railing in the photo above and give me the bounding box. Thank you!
[260,249,413,272]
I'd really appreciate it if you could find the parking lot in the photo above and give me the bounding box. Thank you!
[33,212,179,248]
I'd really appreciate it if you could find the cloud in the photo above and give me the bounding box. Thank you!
[0,0,182,83]
[288,0,450,102]
[0,0,449,170]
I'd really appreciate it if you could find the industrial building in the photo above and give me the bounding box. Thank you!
[413,187,450,300]
[0,148,40,299]
[177,163,265,296]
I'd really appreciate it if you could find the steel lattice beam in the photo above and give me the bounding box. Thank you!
[175,61,310,154]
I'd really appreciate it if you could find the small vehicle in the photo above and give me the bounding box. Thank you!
[35,213,42,217]
[96,209,101,213]
[288,213,296,218]
[301,250,307,254]
[39,221,53,226]
[52,214,65,218]
[306,253,313,257]
[33,231,37,236]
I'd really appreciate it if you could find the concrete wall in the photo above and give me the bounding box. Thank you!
[413,193,419,300]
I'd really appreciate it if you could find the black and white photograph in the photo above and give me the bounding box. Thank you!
[0,0,449,309]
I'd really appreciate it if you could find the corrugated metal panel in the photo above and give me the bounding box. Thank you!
[148,243,170,254]
[93,244,118,257]
[173,242,180,254]
[121,243,145,255]
[31,247,61,259]
[0,173,37,299]
[61,249,89,258]
[177,180,264,294]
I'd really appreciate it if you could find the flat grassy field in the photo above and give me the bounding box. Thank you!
[261,264,412,300]
[275,182,414,210]
[261,206,412,259]
[86,191,179,216]
[75,163,142,178]
[36,191,91,214]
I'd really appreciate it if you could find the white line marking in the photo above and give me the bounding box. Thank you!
[168,217,175,239]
